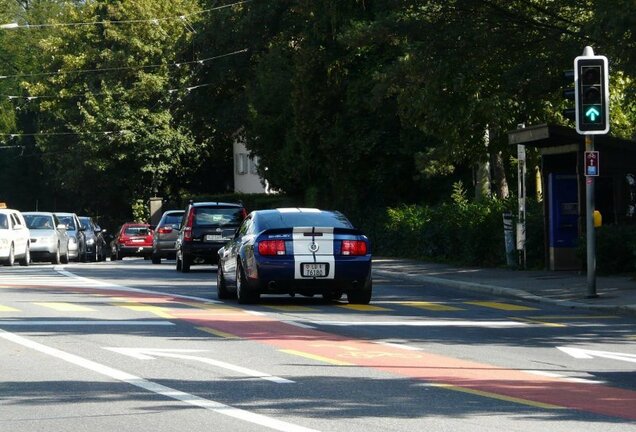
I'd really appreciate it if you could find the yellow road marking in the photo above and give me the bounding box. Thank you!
[0,304,20,312]
[428,383,565,410]
[466,301,537,311]
[35,302,95,312]
[280,349,353,366]
[262,305,315,312]
[510,317,567,328]
[196,326,239,339]
[110,302,173,318]
[401,301,464,311]
[337,304,391,312]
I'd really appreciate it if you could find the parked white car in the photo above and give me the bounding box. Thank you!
[0,208,31,266]
[23,212,70,264]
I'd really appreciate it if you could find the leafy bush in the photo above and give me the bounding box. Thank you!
[580,225,636,274]
[360,191,518,267]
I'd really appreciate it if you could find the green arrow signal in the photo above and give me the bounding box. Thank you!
[586,107,600,121]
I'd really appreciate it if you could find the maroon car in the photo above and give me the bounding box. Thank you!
[111,223,153,260]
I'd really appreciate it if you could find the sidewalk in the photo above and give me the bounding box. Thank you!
[373,257,636,317]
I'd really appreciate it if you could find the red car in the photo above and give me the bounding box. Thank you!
[111,223,153,260]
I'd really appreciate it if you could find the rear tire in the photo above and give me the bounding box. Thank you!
[347,274,372,305]
[180,253,191,273]
[217,263,233,300]
[236,263,258,304]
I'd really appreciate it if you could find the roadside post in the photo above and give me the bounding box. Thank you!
[574,46,609,298]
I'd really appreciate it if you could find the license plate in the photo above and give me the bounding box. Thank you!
[205,234,223,241]
[302,263,327,277]
[132,238,144,242]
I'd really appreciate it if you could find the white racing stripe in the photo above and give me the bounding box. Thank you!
[292,227,335,280]
[0,330,320,432]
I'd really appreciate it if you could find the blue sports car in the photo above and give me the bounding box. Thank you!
[217,208,372,304]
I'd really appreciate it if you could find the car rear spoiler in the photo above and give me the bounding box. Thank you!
[261,227,365,237]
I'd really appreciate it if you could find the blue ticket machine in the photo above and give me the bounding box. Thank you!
[548,174,580,270]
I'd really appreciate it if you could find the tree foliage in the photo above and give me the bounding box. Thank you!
[1,0,635,224]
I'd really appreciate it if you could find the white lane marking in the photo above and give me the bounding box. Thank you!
[0,330,319,432]
[376,341,423,351]
[0,320,174,326]
[307,320,529,328]
[522,370,603,385]
[558,346,636,364]
[105,348,294,384]
[53,267,220,304]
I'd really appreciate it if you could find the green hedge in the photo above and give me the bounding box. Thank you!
[579,225,636,274]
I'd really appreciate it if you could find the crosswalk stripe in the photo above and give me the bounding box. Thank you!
[262,305,315,312]
[401,301,464,311]
[0,304,20,312]
[35,302,95,312]
[337,304,391,312]
[465,301,537,311]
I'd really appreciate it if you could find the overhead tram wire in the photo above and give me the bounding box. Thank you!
[0,1,251,30]
[2,82,217,101]
[0,49,249,81]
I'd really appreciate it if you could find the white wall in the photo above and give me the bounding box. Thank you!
[233,133,273,194]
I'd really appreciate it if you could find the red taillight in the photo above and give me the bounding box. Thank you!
[158,226,173,234]
[341,240,367,256]
[258,240,286,256]
[118,235,129,244]
[184,209,195,241]
[241,208,248,220]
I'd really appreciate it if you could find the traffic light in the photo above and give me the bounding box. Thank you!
[562,69,575,121]
[574,54,609,134]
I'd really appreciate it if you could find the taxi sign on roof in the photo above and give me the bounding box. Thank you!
[0,202,7,209]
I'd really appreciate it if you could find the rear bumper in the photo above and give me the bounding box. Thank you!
[119,245,152,256]
[181,241,226,260]
[249,256,372,294]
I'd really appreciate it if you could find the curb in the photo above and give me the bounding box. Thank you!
[374,269,636,318]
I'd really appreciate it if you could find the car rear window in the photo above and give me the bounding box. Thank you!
[125,226,151,236]
[163,214,183,226]
[0,214,8,230]
[259,211,352,230]
[194,207,243,226]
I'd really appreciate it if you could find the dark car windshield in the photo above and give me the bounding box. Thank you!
[24,214,55,230]
[0,214,8,229]
[57,216,76,231]
[194,207,243,226]
[258,210,353,231]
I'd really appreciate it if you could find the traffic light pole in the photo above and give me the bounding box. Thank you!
[585,134,598,298]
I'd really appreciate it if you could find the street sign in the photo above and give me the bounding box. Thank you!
[585,151,599,176]
[574,51,609,135]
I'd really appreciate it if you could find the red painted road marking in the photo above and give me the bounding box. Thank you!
[10,279,636,420]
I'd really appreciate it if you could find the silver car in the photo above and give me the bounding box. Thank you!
[54,212,86,262]
[23,212,70,264]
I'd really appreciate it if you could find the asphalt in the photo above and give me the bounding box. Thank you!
[373,257,636,317]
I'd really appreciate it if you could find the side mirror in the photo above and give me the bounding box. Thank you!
[57,224,67,230]
[14,223,24,230]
